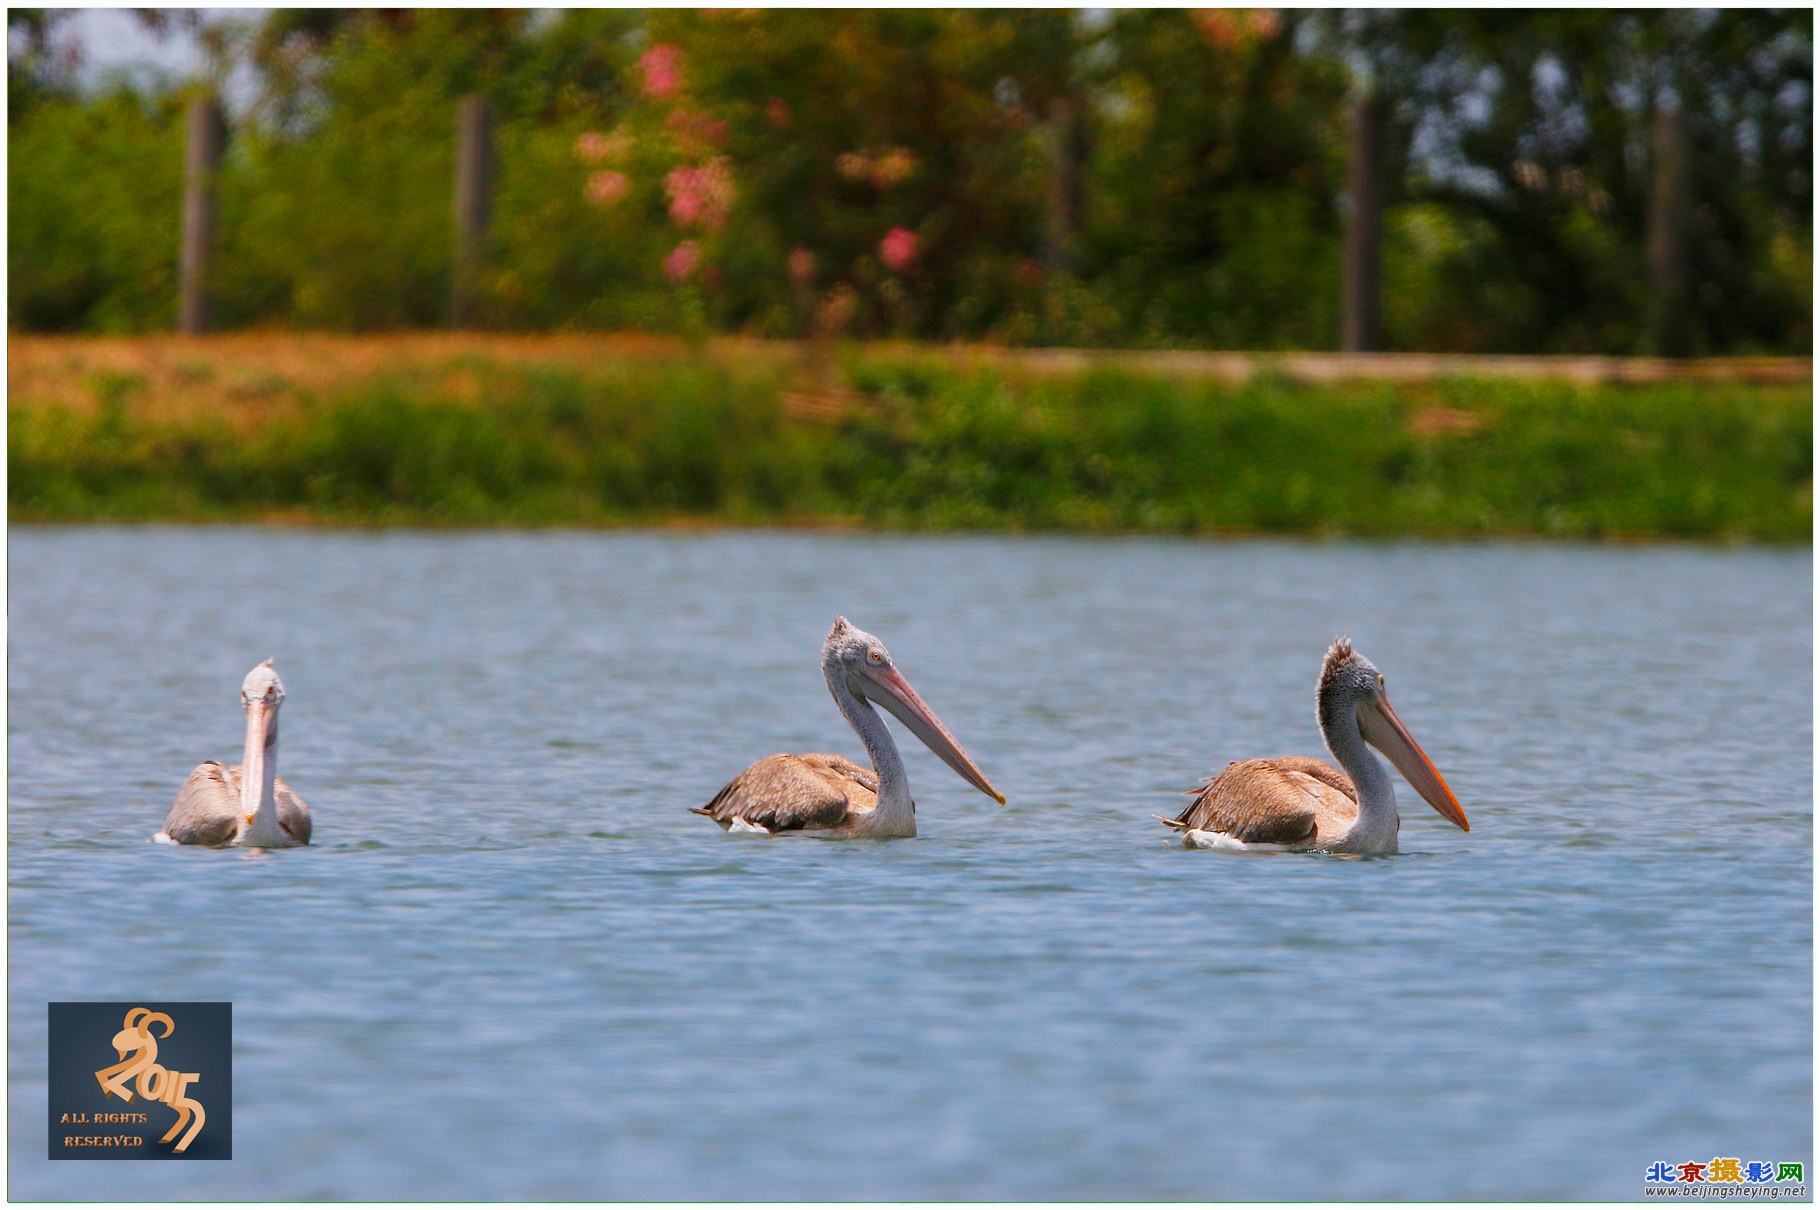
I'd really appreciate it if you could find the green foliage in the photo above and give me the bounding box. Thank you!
[1349,9,1815,355]
[217,11,639,330]
[833,363,1812,538]
[10,352,1809,540]
[8,88,186,330]
[5,10,1812,351]
[1082,11,1347,348]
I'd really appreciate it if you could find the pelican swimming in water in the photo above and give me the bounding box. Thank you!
[1159,638,1467,855]
[157,659,312,848]
[695,617,1003,837]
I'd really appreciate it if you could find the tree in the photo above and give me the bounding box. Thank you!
[1403,10,1812,353]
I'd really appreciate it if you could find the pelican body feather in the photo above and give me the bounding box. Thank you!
[161,760,312,847]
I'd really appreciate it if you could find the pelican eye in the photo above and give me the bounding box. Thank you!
[866,649,885,665]
[1377,674,1386,690]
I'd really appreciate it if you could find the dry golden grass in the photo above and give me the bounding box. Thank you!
[12,330,1808,424]
[7,332,804,424]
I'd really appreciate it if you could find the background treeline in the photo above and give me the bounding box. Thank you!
[8,8,1813,354]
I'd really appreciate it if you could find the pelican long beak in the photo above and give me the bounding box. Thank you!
[858,665,1005,804]
[1360,695,1469,832]
[239,696,271,824]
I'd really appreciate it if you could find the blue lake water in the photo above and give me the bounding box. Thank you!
[8,527,1811,1199]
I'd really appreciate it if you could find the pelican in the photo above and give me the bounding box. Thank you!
[156,659,311,848]
[1159,638,1467,854]
[695,617,1003,837]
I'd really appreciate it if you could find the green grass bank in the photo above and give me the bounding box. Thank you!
[9,339,1811,540]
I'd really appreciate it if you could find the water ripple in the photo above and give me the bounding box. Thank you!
[7,528,1810,1201]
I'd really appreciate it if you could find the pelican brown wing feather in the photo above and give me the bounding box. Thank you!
[162,762,243,846]
[798,753,878,796]
[1268,755,1356,800]
[1167,757,1358,846]
[693,753,874,833]
[271,778,312,844]
[160,761,312,846]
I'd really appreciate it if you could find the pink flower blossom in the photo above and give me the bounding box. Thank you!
[1191,8,1279,49]
[668,180,705,226]
[879,226,919,274]
[601,127,634,161]
[665,108,730,156]
[585,170,629,206]
[1247,9,1282,39]
[815,284,856,336]
[1191,10,1239,47]
[787,246,816,283]
[574,131,609,163]
[664,240,701,283]
[664,158,736,231]
[640,43,684,99]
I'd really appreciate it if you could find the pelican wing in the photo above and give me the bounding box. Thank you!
[273,779,312,845]
[1165,757,1356,846]
[1268,756,1356,800]
[161,762,244,846]
[693,753,876,833]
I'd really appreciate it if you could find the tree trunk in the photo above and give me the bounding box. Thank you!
[1043,93,1085,274]
[453,95,497,328]
[179,94,226,335]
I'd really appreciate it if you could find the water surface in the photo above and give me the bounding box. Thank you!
[9,528,1811,1199]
